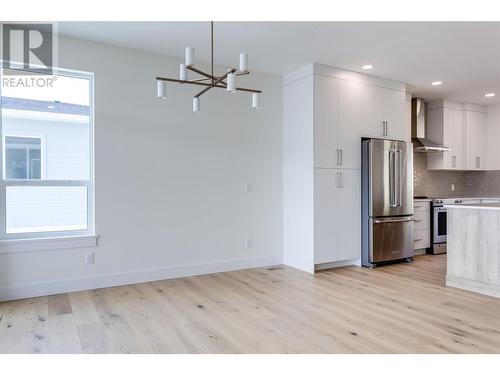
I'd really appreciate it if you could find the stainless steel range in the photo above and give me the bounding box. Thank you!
[430,198,481,254]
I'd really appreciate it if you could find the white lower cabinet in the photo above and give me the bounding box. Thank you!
[314,168,360,264]
[413,200,431,251]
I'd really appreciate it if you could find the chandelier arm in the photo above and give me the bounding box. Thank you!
[186,65,213,79]
[156,77,262,94]
[190,77,212,82]
[195,68,236,98]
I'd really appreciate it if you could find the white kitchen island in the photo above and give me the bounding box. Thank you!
[446,203,500,298]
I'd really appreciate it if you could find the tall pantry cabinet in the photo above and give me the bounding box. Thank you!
[283,63,408,273]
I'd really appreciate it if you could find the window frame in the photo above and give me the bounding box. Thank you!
[0,65,95,241]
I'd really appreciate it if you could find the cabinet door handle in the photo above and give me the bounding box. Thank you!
[337,172,343,188]
[452,155,456,168]
[336,149,340,165]
[414,238,422,242]
[339,149,343,166]
[336,172,340,188]
[414,220,422,223]
[476,156,480,169]
[385,121,389,136]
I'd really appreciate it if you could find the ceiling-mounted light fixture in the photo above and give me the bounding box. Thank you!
[155,21,262,112]
[361,64,373,70]
[193,97,200,113]
[157,80,167,99]
[431,81,443,86]
[485,93,496,98]
[252,93,260,109]
[179,64,187,81]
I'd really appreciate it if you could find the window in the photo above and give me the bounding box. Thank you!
[5,136,42,179]
[0,66,94,240]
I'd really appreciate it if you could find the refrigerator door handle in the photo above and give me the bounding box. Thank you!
[373,217,414,224]
[389,150,397,207]
[396,149,402,207]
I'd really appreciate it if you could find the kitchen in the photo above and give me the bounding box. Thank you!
[283,63,500,299]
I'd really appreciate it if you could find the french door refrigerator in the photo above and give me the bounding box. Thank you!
[361,138,414,268]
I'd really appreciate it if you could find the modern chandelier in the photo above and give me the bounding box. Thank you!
[156,21,262,112]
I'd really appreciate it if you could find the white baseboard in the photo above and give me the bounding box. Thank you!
[0,254,283,302]
[314,257,361,271]
[446,275,500,299]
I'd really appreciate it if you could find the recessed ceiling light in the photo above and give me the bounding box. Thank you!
[47,105,55,109]
[361,64,373,70]
[431,81,443,86]
[485,93,496,98]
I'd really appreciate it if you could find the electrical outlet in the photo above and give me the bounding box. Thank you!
[244,183,253,193]
[451,184,455,191]
[85,251,94,265]
[245,239,253,249]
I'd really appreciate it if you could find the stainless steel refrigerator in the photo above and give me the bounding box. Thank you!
[361,138,414,268]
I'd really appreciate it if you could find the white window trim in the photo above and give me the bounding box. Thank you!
[0,64,95,246]
[0,234,97,254]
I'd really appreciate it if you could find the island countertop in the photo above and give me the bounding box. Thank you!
[444,203,500,210]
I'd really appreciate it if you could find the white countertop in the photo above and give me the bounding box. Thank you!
[444,203,500,210]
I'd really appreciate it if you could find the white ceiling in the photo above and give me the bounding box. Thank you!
[59,21,500,105]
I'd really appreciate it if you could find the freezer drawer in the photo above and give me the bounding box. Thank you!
[370,216,414,263]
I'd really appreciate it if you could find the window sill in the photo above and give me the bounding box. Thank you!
[0,235,98,254]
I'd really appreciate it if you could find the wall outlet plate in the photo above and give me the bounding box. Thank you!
[245,239,253,249]
[85,251,95,265]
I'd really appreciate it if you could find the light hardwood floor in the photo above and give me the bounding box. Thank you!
[1,254,500,353]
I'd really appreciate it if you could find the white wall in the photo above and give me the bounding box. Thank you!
[0,36,283,300]
[487,103,500,170]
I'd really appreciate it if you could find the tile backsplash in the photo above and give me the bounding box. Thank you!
[466,171,500,197]
[413,152,500,198]
[413,153,467,197]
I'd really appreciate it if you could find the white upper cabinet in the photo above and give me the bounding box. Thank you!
[427,102,466,170]
[427,100,487,171]
[313,75,339,168]
[313,76,363,169]
[465,110,487,170]
[361,84,406,141]
[338,79,363,169]
[452,109,466,169]
[314,75,404,169]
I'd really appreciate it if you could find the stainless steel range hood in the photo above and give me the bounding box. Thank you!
[411,97,450,153]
